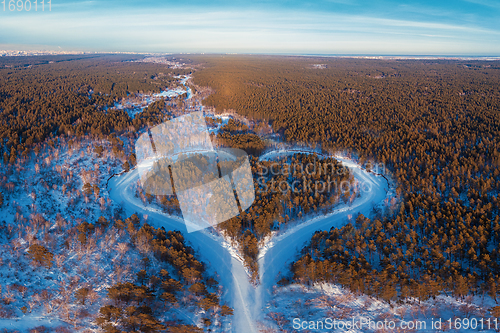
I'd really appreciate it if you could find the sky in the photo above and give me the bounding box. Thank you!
[0,0,499,55]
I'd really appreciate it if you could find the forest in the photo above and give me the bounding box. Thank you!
[0,55,230,332]
[1,54,500,331]
[191,55,500,301]
[95,220,232,333]
[138,116,355,282]
[140,149,354,282]
[0,54,191,165]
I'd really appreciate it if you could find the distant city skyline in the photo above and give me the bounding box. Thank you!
[1,0,499,55]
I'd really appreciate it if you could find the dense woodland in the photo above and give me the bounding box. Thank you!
[0,55,191,164]
[192,56,500,300]
[1,54,500,329]
[0,55,228,332]
[227,153,354,282]
[143,148,354,282]
[213,118,265,155]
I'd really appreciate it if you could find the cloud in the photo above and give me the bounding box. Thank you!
[324,0,358,5]
[462,0,500,9]
[0,8,498,54]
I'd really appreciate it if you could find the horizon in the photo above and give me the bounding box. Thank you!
[1,50,500,59]
[1,0,499,56]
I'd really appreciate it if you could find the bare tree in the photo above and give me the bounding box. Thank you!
[266,312,289,331]
[28,300,37,313]
[116,243,129,259]
[88,289,99,305]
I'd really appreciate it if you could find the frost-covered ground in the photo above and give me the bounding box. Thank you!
[261,283,499,332]
[101,78,400,333]
[114,74,192,118]
[0,137,226,331]
[1,72,495,333]
[111,118,497,332]
[0,138,124,331]
[0,138,122,227]
[0,75,229,332]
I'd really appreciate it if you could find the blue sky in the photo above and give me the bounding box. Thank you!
[0,0,499,55]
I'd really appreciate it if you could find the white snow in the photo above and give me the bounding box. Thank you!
[108,144,391,333]
[3,72,479,332]
[260,283,499,332]
[114,75,193,119]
